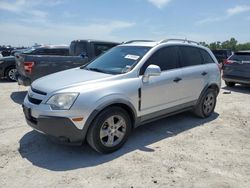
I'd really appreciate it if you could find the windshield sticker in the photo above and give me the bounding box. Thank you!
[124,54,140,60]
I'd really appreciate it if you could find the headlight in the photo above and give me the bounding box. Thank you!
[0,61,4,64]
[46,93,79,110]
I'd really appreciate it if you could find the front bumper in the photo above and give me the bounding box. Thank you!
[23,105,85,143]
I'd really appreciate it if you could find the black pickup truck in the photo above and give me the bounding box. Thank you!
[16,40,119,86]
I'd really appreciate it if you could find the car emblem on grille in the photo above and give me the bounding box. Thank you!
[29,93,34,97]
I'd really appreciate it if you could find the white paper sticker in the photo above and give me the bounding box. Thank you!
[124,54,140,60]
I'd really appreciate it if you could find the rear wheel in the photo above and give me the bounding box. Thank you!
[6,67,17,82]
[194,88,217,118]
[225,81,235,87]
[87,107,132,153]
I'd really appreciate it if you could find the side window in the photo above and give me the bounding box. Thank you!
[140,46,179,75]
[200,49,215,64]
[179,46,203,67]
[93,43,116,56]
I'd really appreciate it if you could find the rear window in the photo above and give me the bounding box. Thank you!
[229,54,250,61]
[70,41,87,56]
[93,43,117,56]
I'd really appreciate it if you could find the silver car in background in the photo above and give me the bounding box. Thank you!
[22,39,221,153]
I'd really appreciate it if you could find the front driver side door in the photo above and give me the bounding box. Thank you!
[139,46,186,117]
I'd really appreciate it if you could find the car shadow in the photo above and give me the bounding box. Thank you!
[19,111,219,171]
[0,78,12,83]
[10,91,27,105]
[222,84,250,94]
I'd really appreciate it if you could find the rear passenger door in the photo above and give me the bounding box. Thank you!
[178,46,208,102]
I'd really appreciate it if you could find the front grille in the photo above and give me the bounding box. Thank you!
[28,95,42,105]
[31,86,47,95]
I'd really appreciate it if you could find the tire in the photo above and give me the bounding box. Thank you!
[87,106,132,153]
[6,67,17,82]
[194,88,217,118]
[225,81,235,87]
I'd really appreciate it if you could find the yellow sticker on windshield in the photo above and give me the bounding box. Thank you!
[125,54,140,60]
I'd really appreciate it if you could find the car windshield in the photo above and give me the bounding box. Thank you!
[83,46,151,74]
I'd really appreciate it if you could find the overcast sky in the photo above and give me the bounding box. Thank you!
[0,0,250,46]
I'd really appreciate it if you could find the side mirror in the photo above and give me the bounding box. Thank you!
[143,64,161,82]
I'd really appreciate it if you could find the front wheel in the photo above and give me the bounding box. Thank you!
[87,107,132,153]
[6,67,17,81]
[194,88,217,118]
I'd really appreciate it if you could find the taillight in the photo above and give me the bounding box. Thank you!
[223,59,234,65]
[24,62,34,74]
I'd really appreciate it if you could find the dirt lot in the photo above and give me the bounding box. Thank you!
[0,80,249,188]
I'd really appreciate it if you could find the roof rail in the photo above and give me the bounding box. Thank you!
[158,38,200,45]
[123,40,155,44]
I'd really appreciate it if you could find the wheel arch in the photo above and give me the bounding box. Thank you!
[207,83,220,96]
[81,100,137,142]
[196,83,220,106]
[4,65,16,76]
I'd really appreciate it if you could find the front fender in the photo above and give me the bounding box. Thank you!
[80,94,138,141]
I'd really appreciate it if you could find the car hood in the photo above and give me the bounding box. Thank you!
[31,68,113,93]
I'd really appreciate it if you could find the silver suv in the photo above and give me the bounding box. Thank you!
[22,39,221,153]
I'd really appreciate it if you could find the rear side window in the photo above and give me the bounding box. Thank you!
[93,43,117,56]
[179,46,203,67]
[200,49,215,64]
[140,46,179,74]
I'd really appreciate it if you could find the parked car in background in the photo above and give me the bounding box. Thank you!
[16,40,119,86]
[22,39,221,153]
[0,47,14,57]
[222,51,250,87]
[10,48,28,56]
[0,56,17,81]
[212,49,233,63]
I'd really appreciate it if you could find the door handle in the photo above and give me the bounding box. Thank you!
[173,77,182,83]
[201,72,208,76]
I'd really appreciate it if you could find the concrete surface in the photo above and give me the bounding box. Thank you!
[0,79,250,188]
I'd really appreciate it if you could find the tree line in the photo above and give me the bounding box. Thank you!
[199,38,250,51]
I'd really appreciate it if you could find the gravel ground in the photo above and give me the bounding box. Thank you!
[0,80,250,188]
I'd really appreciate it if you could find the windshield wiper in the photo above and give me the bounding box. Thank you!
[85,67,107,73]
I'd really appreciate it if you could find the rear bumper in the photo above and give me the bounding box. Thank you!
[223,75,250,84]
[17,74,31,86]
[23,105,85,144]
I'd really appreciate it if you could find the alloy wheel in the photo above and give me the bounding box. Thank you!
[99,115,127,147]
